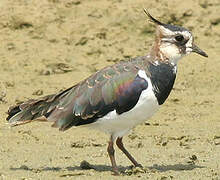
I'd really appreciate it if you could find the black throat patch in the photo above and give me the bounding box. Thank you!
[148,62,176,105]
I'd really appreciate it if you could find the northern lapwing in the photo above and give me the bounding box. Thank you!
[6,10,208,175]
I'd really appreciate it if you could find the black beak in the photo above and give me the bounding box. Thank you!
[192,44,208,57]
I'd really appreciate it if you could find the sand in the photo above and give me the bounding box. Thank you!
[0,0,220,179]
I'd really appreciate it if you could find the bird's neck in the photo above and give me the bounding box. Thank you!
[149,41,167,62]
[149,39,182,66]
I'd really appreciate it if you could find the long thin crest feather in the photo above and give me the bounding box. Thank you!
[143,9,164,26]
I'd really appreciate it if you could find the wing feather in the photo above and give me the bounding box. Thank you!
[7,59,150,131]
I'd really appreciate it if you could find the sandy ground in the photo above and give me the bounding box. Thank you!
[0,0,220,179]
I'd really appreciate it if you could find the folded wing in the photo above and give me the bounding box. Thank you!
[7,63,148,131]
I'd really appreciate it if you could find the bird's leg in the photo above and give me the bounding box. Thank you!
[116,137,142,168]
[107,136,119,175]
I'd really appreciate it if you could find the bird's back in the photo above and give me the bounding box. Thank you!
[7,56,151,129]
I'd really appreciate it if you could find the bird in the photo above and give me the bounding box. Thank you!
[6,9,208,175]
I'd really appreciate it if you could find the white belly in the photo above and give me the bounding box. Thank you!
[87,70,159,140]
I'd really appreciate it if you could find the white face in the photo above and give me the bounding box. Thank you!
[159,41,183,65]
[158,26,193,65]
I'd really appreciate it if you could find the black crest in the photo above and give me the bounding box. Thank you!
[144,9,188,32]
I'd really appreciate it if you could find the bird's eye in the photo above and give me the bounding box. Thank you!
[175,35,184,42]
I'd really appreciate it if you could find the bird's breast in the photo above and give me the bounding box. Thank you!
[148,62,177,105]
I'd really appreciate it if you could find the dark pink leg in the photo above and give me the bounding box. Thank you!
[116,137,142,167]
[107,136,120,175]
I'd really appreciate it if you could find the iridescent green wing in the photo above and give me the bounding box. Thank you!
[7,61,149,131]
[50,62,148,130]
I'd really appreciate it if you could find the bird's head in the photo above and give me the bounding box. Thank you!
[145,9,208,65]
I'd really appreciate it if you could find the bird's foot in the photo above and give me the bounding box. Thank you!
[112,168,120,176]
[135,163,143,168]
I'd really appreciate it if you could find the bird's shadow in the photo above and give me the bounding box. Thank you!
[148,163,205,172]
[10,164,121,173]
[10,162,204,174]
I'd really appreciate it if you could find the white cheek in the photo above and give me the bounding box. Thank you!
[160,43,182,64]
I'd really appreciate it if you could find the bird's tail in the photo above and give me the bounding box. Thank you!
[6,86,73,127]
